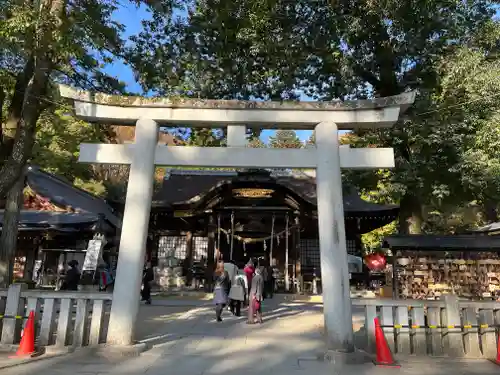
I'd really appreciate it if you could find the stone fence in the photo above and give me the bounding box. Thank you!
[0,284,112,351]
[352,296,500,358]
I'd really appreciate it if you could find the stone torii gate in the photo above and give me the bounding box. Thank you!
[60,85,415,352]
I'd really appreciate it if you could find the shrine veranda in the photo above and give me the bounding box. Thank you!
[60,84,415,351]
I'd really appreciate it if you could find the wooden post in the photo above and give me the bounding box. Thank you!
[295,217,301,293]
[205,215,216,292]
[185,231,194,287]
[23,239,37,281]
[284,215,290,292]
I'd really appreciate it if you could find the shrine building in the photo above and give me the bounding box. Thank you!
[145,168,398,290]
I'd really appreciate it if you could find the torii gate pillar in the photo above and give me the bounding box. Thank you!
[315,122,354,350]
[106,118,158,346]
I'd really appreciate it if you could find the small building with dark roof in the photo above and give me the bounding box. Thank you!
[1,166,119,283]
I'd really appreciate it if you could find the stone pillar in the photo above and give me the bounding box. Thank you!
[315,121,354,352]
[227,125,247,147]
[106,118,158,346]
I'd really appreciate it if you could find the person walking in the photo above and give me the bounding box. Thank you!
[229,269,246,316]
[243,259,255,299]
[224,259,238,312]
[213,261,230,322]
[266,263,275,298]
[247,266,264,324]
[141,262,154,305]
[98,262,114,292]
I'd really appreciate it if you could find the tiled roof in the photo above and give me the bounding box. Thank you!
[152,169,398,215]
[24,166,120,227]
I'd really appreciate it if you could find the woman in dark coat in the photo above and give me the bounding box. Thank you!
[213,261,230,322]
[61,260,81,291]
[141,262,154,305]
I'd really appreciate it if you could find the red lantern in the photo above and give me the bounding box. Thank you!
[364,253,387,271]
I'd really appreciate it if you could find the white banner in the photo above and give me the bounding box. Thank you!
[82,239,104,271]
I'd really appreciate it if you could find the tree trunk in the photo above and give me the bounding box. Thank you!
[0,175,25,287]
[398,194,423,235]
[483,199,498,223]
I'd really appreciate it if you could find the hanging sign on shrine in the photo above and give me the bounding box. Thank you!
[364,253,387,271]
[232,188,274,199]
[83,238,104,271]
[173,210,194,218]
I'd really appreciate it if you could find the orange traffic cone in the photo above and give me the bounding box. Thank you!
[373,317,400,367]
[10,311,35,358]
[490,334,500,365]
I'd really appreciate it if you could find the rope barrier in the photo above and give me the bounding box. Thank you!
[0,315,28,320]
[381,324,494,329]
[218,224,299,243]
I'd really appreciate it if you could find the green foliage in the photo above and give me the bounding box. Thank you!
[362,221,397,253]
[31,107,110,196]
[248,138,266,148]
[74,178,107,197]
[32,108,105,179]
[0,0,180,198]
[125,0,500,234]
[268,130,303,149]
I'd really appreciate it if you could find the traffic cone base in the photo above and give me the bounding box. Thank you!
[489,359,500,366]
[373,317,400,368]
[490,330,500,365]
[373,360,401,368]
[10,310,36,358]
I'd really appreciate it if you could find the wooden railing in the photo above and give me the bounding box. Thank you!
[353,296,500,358]
[0,284,112,351]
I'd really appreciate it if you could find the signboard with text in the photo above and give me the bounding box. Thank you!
[82,239,104,271]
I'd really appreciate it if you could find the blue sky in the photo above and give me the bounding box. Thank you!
[105,3,313,143]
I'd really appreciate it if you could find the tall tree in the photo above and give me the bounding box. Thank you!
[128,0,499,233]
[268,130,303,149]
[0,0,179,286]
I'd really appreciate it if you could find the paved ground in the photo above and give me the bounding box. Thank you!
[2,297,500,375]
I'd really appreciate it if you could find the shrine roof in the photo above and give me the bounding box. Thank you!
[0,210,100,231]
[384,234,500,251]
[24,166,120,227]
[473,222,500,234]
[152,169,398,217]
[60,85,416,111]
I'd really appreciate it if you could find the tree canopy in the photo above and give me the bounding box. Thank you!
[1,0,500,272]
[126,0,500,235]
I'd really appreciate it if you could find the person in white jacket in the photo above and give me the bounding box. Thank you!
[229,269,247,316]
[224,260,245,316]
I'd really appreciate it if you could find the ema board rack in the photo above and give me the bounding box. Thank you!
[394,251,500,300]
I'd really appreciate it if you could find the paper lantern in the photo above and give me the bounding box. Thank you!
[364,253,387,271]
